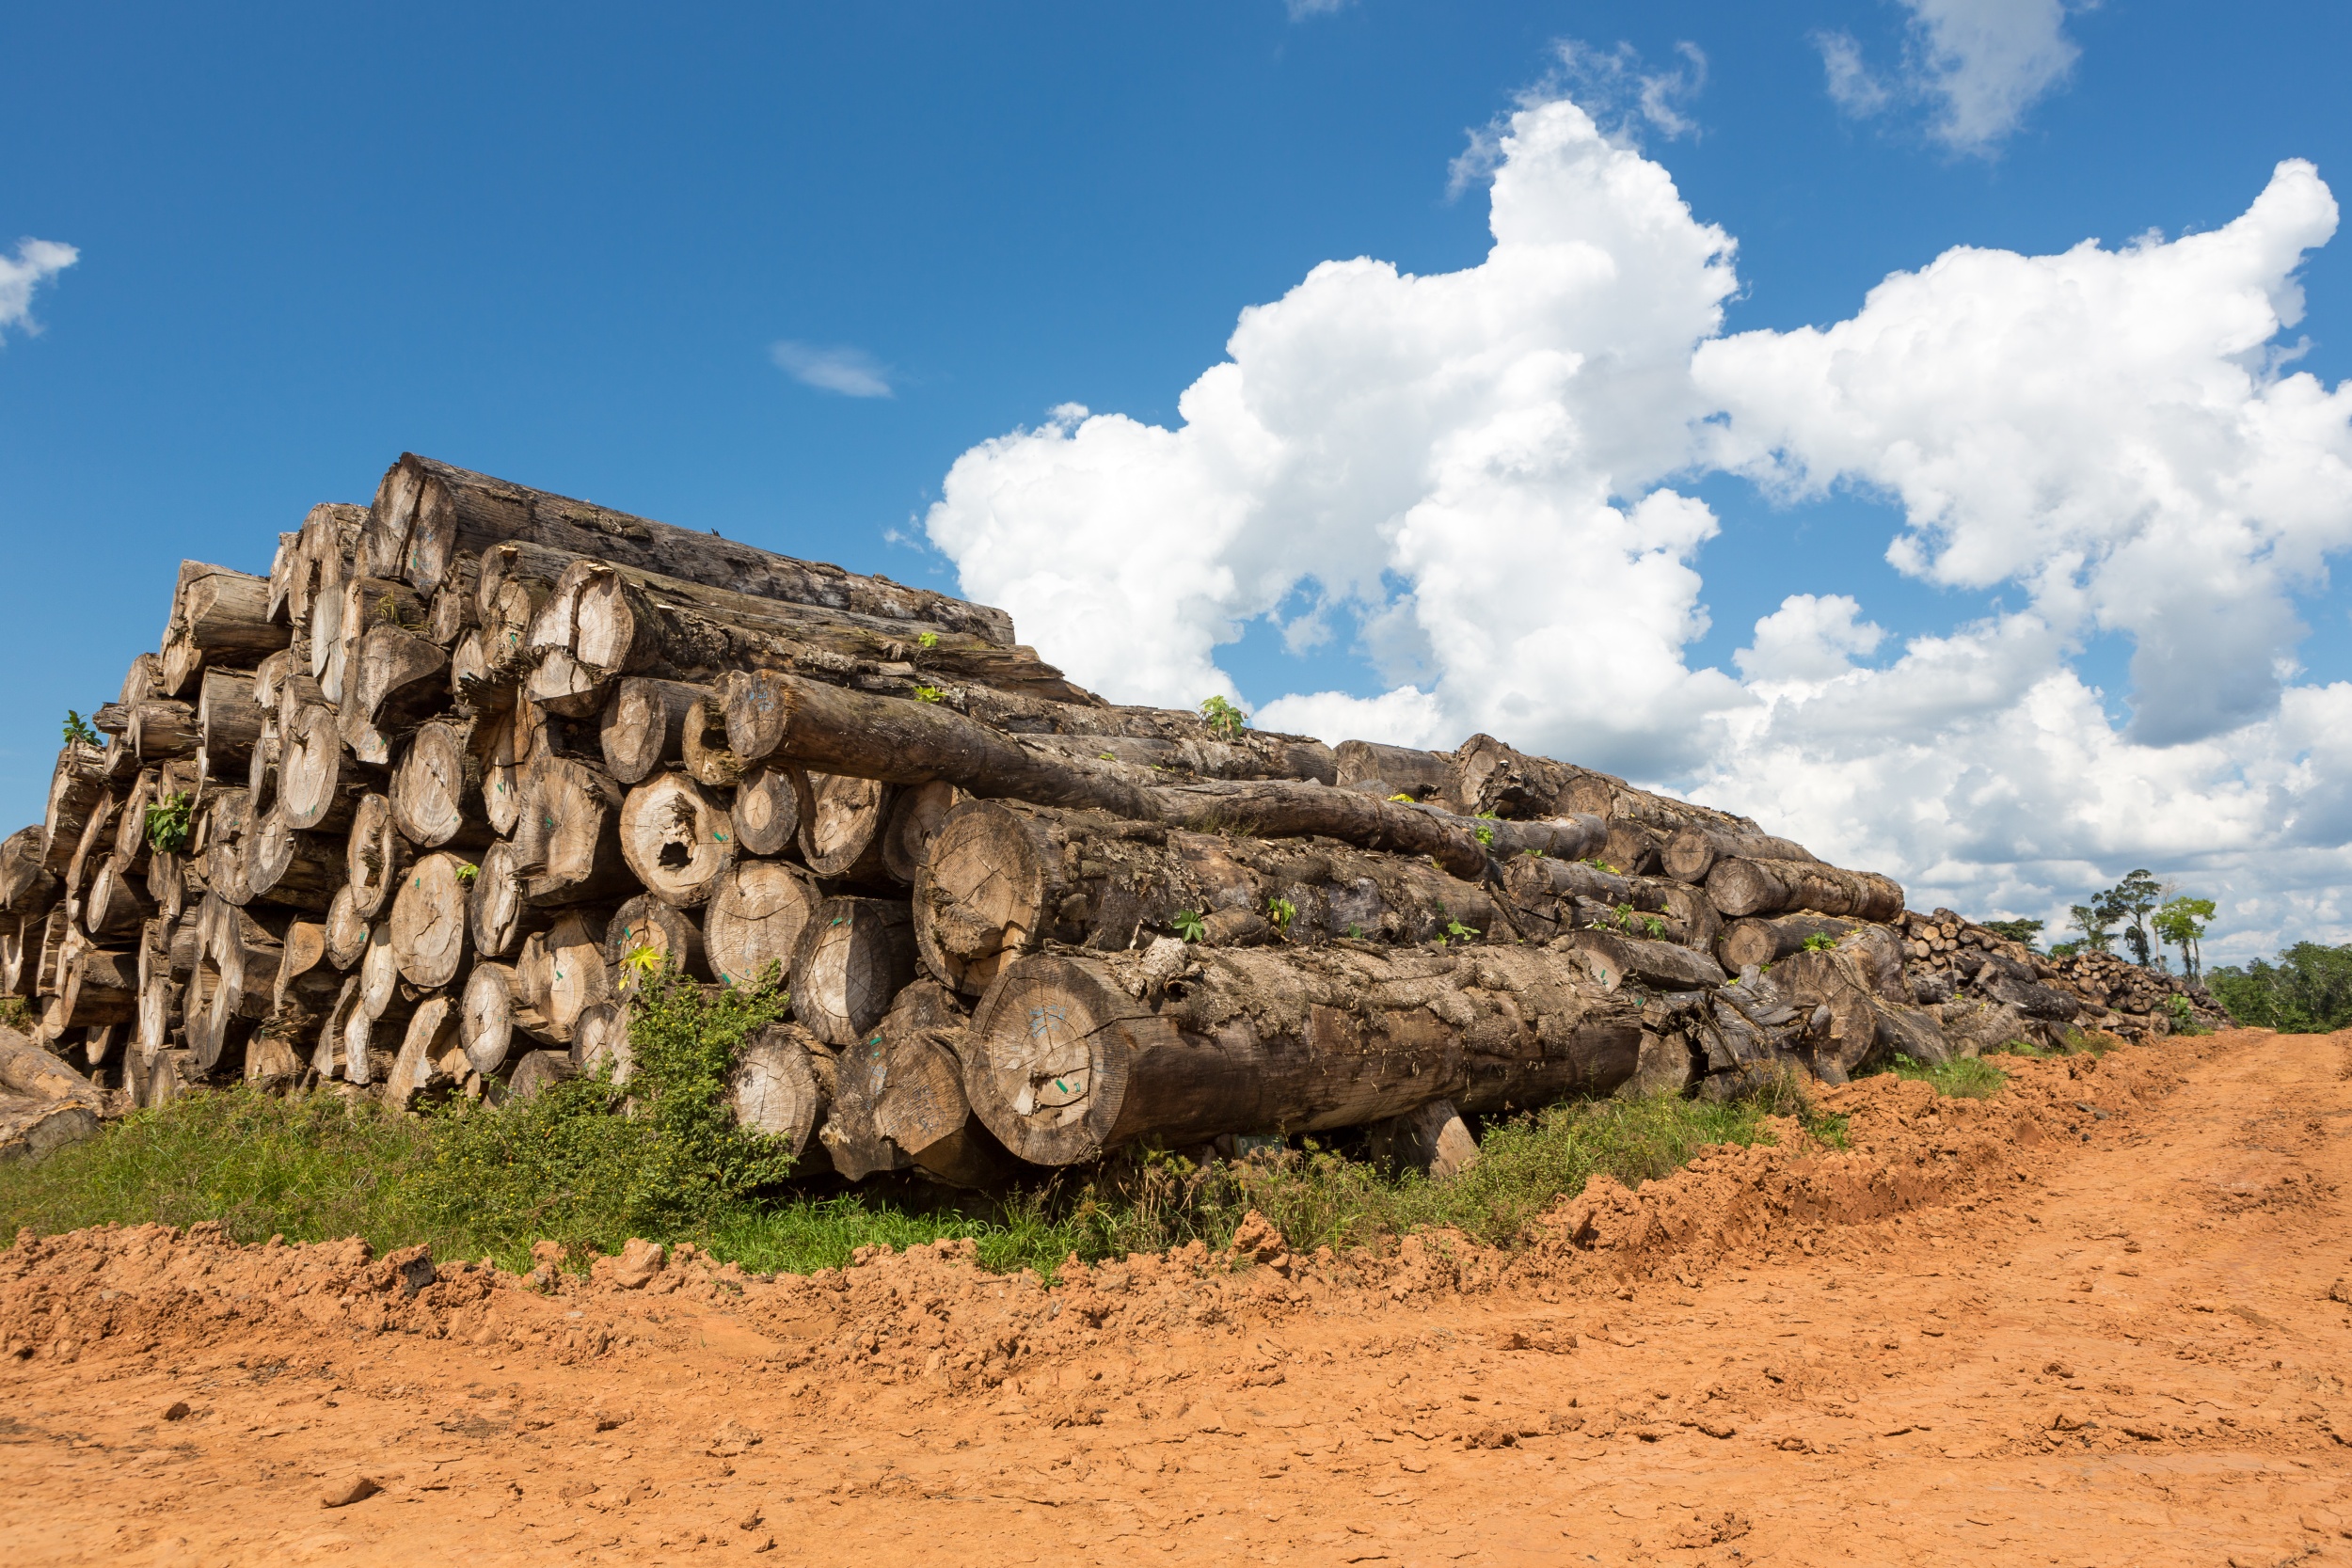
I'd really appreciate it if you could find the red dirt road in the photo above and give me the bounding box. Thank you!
[5,1028,2350,1567]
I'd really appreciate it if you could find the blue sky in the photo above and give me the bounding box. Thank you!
[4,2,2350,954]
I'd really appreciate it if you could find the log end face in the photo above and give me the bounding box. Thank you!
[963,956,1142,1166]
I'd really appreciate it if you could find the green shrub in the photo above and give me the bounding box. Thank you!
[2206,942,2352,1033]
[1879,1053,2008,1100]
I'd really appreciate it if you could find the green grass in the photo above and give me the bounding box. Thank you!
[1877,1053,2010,1100]
[2,966,1849,1278]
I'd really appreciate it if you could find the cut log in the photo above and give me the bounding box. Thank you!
[324,883,370,970]
[718,671,1488,879]
[730,764,803,859]
[1706,858,1904,923]
[1767,927,1948,1080]
[798,772,896,881]
[388,718,492,848]
[130,699,201,765]
[514,910,611,1042]
[729,1022,831,1164]
[385,996,460,1109]
[571,999,632,1084]
[1555,929,1727,993]
[597,676,706,786]
[135,970,176,1059]
[57,934,138,1029]
[64,788,119,922]
[159,563,284,696]
[961,942,1643,1167]
[1717,913,1863,974]
[603,894,707,985]
[244,807,344,912]
[0,826,59,919]
[879,779,961,885]
[1498,855,1723,953]
[680,697,745,787]
[357,922,410,1024]
[1661,826,1819,885]
[270,920,332,1014]
[789,896,917,1049]
[84,854,155,940]
[284,502,368,631]
[507,1048,578,1101]
[467,840,553,958]
[426,555,481,646]
[277,704,362,832]
[388,851,476,990]
[345,792,414,921]
[112,768,160,868]
[1334,740,1456,805]
[41,740,110,876]
[910,799,1499,996]
[1363,1097,1480,1180]
[1020,732,1336,784]
[185,895,286,1074]
[703,859,823,991]
[617,771,738,908]
[512,758,633,905]
[195,668,266,790]
[342,623,451,760]
[374,451,1016,641]
[861,981,1007,1189]
[460,960,551,1074]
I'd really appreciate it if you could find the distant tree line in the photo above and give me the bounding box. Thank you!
[2203,944,2352,1033]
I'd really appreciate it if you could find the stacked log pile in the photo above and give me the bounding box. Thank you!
[0,452,2232,1181]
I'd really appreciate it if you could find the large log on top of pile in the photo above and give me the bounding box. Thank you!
[912,799,1504,997]
[362,451,1018,641]
[960,939,1645,1166]
[1706,857,1903,922]
[718,670,1491,878]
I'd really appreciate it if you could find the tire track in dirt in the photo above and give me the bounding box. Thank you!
[3,1028,2348,1567]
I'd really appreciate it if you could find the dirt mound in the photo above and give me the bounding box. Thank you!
[6,1028,2351,1566]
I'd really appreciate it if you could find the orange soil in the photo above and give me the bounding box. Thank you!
[4,1027,2350,1567]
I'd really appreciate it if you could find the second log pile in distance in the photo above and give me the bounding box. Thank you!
[0,451,2239,1193]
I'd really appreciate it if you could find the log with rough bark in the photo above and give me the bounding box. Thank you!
[703,859,822,991]
[389,718,492,848]
[1497,854,1723,953]
[244,807,344,912]
[0,826,58,919]
[729,1022,832,1165]
[1717,913,1863,974]
[1334,739,1457,804]
[603,894,707,984]
[282,502,368,631]
[1706,858,1904,923]
[1661,826,1819,885]
[790,896,917,1049]
[467,840,553,958]
[1020,731,1337,784]
[160,564,285,695]
[799,772,896,881]
[719,670,1488,878]
[911,799,1502,997]
[388,851,475,990]
[880,779,961,885]
[961,940,1644,1166]
[1765,927,1949,1080]
[730,764,803,858]
[512,758,633,906]
[1554,929,1726,993]
[367,451,1017,641]
[129,699,200,765]
[56,932,137,1030]
[617,771,737,908]
[597,676,706,785]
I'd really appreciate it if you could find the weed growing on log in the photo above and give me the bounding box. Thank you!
[1173,910,1207,943]
[61,710,101,748]
[453,862,477,883]
[143,792,194,854]
[1267,896,1296,933]
[1802,932,1837,953]
[1199,695,1248,739]
[916,630,939,650]
[913,686,943,704]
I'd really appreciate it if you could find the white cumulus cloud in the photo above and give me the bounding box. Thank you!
[1818,0,2081,154]
[771,340,894,398]
[0,238,78,341]
[923,96,2352,959]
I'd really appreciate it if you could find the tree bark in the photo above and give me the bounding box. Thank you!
[1706,858,1905,922]
[284,502,368,633]
[0,826,59,920]
[130,699,201,765]
[389,718,493,849]
[1498,854,1723,954]
[617,771,738,908]
[512,757,634,906]
[1717,913,1864,974]
[1661,826,1819,885]
[1333,739,1456,804]
[961,942,1643,1167]
[371,451,1018,643]
[880,779,961,885]
[1019,731,1337,784]
[1554,929,1727,993]
[911,799,1502,998]
[245,807,345,912]
[160,564,285,696]
[730,1022,832,1164]
[859,981,1008,1189]
[597,676,706,786]
[730,764,803,859]
[57,933,138,1029]
[718,670,1488,879]
[389,851,475,990]
[799,771,896,881]
[789,895,917,1049]
[704,859,822,991]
